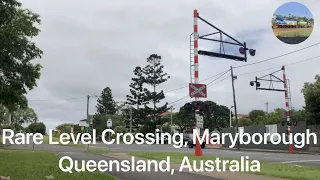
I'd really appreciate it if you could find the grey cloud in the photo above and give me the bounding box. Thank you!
[19,0,320,130]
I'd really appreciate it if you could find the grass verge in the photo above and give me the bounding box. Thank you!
[43,135,84,147]
[129,152,320,180]
[0,149,117,180]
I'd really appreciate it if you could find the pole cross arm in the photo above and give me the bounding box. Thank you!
[194,12,256,62]
[249,67,286,92]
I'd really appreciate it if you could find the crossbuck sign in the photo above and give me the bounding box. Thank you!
[189,83,207,98]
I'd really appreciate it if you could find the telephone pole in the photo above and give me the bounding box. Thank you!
[230,66,239,150]
[265,102,269,113]
[86,95,90,152]
[129,106,132,133]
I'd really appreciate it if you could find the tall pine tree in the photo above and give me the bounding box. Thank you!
[126,67,149,130]
[96,87,116,115]
[142,54,170,132]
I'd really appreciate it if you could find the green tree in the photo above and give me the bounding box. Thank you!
[96,87,116,115]
[302,75,320,125]
[142,54,170,132]
[291,109,308,122]
[126,66,149,129]
[28,122,46,134]
[248,109,266,125]
[56,123,74,133]
[173,107,194,133]
[11,107,36,129]
[0,1,43,109]
[0,104,9,126]
[199,101,229,131]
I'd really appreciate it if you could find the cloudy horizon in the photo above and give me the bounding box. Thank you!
[20,0,319,130]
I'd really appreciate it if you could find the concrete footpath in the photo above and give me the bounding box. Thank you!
[104,153,288,180]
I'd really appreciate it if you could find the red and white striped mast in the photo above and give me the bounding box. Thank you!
[193,9,200,133]
[282,66,293,153]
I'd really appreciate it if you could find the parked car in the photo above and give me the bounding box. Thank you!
[183,133,207,149]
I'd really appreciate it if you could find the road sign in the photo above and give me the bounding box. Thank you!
[195,113,203,128]
[107,119,112,127]
[189,83,207,98]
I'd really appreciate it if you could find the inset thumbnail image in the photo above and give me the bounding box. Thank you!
[272,2,314,44]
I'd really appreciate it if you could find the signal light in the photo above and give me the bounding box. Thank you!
[249,49,256,56]
[249,81,260,88]
[239,47,256,56]
[184,103,193,111]
[239,47,245,54]
[281,121,298,126]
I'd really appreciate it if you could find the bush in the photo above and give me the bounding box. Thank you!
[28,122,46,135]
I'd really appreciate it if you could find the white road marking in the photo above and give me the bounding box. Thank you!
[281,160,320,164]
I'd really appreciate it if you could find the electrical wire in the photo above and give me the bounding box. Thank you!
[233,42,320,69]
[28,96,87,102]
[236,55,320,76]
[165,53,320,105]
[168,74,230,105]
[207,69,230,85]
[164,69,229,93]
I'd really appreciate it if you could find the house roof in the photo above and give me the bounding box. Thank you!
[237,114,249,118]
[147,111,174,118]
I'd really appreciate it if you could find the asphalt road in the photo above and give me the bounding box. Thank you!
[92,143,320,167]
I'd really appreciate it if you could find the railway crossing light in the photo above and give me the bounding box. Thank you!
[184,101,210,112]
[184,103,193,111]
[281,121,297,126]
[249,49,256,56]
[250,80,260,88]
[239,47,256,56]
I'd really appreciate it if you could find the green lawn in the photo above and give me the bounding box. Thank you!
[0,150,117,180]
[43,135,84,147]
[129,152,320,180]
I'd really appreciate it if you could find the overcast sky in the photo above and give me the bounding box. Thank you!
[20,0,320,130]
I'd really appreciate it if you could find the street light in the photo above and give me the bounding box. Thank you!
[229,106,234,127]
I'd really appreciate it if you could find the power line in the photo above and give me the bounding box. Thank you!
[165,42,319,94]
[233,42,320,69]
[236,55,320,76]
[207,69,230,85]
[168,74,229,105]
[28,96,87,102]
[164,69,229,93]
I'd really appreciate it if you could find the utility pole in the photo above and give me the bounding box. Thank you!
[86,95,90,152]
[170,105,174,135]
[129,106,132,133]
[265,102,269,113]
[229,106,234,127]
[230,66,240,150]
